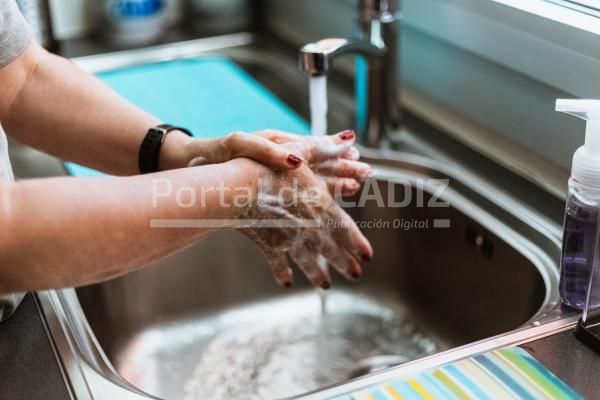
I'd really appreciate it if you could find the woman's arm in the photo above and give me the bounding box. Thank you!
[1,41,372,185]
[0,157,372,294]
[0,42,171,176]
[0,42,306,175]
[0,158,262,293]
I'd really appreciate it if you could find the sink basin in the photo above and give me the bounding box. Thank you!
[23,34,569,400]
[75,162,556,399]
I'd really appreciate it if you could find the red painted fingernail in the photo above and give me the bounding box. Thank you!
[287,154,303,167]
[361,253,372,262]
[339,130,355,140]
[284,281,293,288]
[351,271,361,279]
[321,281,331,290]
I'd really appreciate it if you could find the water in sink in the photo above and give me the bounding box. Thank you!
[114,289,440,400]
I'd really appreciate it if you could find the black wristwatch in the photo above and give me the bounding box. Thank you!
[138,124,193,174]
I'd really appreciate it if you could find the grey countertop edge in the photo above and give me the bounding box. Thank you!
[0,294,70,400]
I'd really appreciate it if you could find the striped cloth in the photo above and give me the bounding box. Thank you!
[337,347,582,400]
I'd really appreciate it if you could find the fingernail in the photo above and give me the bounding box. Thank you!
[344,181,359,192]
[287,154,303,167]
[361,253,372,262]
[361,169,374,180]
[339,130,355,140]
[321,281,331,290]
[284,281,293,288]
[351,271,361,280]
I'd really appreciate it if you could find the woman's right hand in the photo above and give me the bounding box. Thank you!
[179,130,372,197]
[237,160,373,289]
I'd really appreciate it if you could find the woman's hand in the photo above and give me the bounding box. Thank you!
[255,129,373,197]
[238,161,373,289]
[164,129,372,197]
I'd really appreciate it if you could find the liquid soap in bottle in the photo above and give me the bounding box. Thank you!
[556,99,600,309]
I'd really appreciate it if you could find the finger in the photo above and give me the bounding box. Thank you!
[304,130,357,163]
[315,159,373,182]
[254,129,297,144]
[290,251,332,289]
[266,251,294,288]
[261,130,358,164]
[320,238,362,281]
[341,146,360,161]
[222,131,304,169]
[257,129,357,151]
[323,177,361,197]
[346,253,363,279]
[244,231,294,288]
[329,205,374,262]
[241,229,294,288]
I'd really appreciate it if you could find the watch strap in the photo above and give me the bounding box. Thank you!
[138,124,193,174]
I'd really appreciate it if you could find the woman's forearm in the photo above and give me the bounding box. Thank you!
[0,158,264,293]
[1,42,191,175]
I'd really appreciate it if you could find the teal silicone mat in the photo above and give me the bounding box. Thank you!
[336,347,581,400]
[65,58,310,177]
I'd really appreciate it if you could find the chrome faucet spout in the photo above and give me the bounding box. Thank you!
[300,38,385,76]
[298,0,401,147]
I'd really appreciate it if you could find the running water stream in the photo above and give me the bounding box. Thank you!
[309,76,331,315]
[309,76,328,136]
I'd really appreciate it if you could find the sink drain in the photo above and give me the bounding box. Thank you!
[349,355,409,378]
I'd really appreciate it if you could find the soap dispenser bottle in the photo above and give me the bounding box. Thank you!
[556,99,600,309]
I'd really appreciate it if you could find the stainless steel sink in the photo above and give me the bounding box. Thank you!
[72,161,559,400]
[22,33,576,400]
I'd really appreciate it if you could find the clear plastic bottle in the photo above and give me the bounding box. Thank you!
[560,178,600,309]
[557,99,600,310]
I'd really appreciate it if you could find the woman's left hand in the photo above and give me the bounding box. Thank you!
[174,129,372,197]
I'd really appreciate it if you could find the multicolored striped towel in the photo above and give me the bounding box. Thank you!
[336,347,582,400]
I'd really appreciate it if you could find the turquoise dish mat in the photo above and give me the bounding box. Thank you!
[65,58,310,177]
[336,347,582,400]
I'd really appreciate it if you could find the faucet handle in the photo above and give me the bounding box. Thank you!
[358,0,398,18]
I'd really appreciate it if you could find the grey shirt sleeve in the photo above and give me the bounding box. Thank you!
[0,1,30,322]
[0,1,32,68]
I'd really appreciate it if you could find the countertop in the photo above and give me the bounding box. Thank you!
[0,294,70,399]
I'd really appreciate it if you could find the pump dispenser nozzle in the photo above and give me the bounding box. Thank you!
[556,99,600,187]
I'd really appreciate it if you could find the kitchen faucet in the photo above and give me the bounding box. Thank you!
[299,0,401,147]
